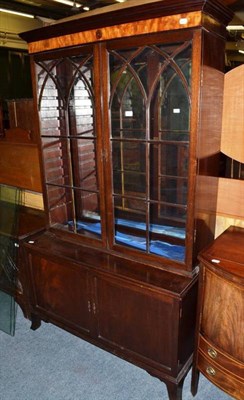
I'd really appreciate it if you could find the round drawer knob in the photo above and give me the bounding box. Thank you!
[206,366,216,376]
[208,348,217,359]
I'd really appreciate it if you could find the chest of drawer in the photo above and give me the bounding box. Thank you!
[197,352,244,400]
[198,334,244,379]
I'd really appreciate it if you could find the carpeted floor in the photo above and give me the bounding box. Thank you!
[0,308,232,400]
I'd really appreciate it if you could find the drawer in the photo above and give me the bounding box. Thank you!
[197,352,244,400]
[199,335,244,379]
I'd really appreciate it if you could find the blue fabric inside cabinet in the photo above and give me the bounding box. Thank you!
[68,219,185,262]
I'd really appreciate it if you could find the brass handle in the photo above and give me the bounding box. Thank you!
[206,366,216,376]
[208,348,217,359]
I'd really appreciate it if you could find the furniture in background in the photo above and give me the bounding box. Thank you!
[6,99,38,143]
[19,1,233,399]
[0,47,33,138]
[0,100,44,334]
[221,64,244,180]
[0,184,45,334]
[0,98,42,192]
[0,184,22,335]
[221,65,244,167]
[204,63,244,238]
[191,226,244,400]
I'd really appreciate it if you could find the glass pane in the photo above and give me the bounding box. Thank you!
[36,60,65,137]
[149,241,185,261]
[149,223,185,261]
[109,40,191,261]
[159,130,189,141]
[113,197,185,261]
[68,56,94,138]
[110,48,146,139]
[158,68,190,132]
[157,143,188,176]
[149,202,186,262]
[114,195,147,216]
[48,185,101,238]
[74,139,98,190]
[112,141,146,196]
[47,184,74,226]
[114,197,147,251]
[159,177,188,205]
[0,291,17,336]
[42,136,98,188]
[155,202,187,221]
[0,185,21,287]
[37,55,95,139]
[175,47,191,86]
[0,184,22,335]
[36,51,101,239]
[42,137,70,186]
[71,190,101,238]
[150,142,189,203]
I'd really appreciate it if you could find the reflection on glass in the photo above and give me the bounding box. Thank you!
[36,53,101,237]
[0,291,17,336]
[109,41,191,261]
[112,141,146,196]
[0,184,22,335]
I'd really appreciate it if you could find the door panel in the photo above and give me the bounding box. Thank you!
[94,276,177,370]
[202,268,244,362]
[29,254,91,334]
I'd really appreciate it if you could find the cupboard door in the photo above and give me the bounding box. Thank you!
[201,268,244,363]
[94,275,178,372]
[28,254,92,335]
[107,38,192,263]
[35,46,106,244]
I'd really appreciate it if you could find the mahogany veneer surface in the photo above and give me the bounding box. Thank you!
[192,226,244,400]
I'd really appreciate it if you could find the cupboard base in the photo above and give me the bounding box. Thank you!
[21,231,198,400]
[27,312,193,400]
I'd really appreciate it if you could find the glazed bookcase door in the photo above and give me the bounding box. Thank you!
[34,36,194,265]
[107,37,192,264]
[34,47,105,243]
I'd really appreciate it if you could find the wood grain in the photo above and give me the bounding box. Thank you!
[28,12,202,54]
[192,227,244,400]
[217,178,244,219]
[202,268,244,362]
[0,142,42,192]
[198,352,244,400]
[221,65,244,163]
